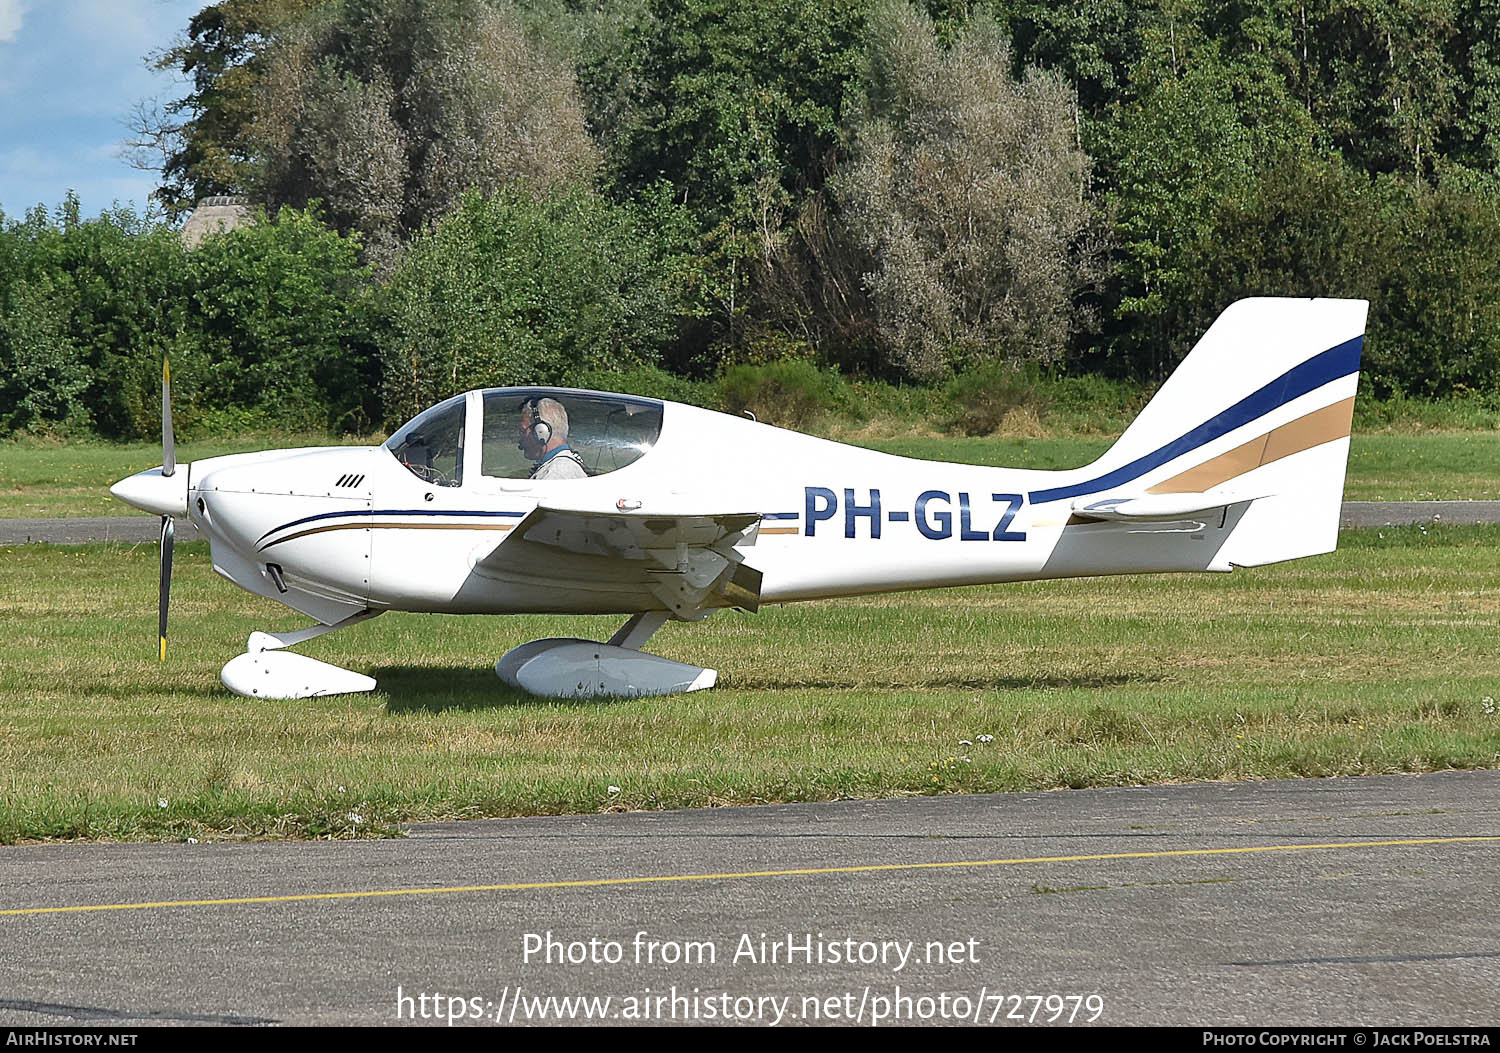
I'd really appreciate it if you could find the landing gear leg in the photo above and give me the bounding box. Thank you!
[607,611,668,650]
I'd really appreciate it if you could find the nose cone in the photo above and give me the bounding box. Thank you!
[110,467,190,517]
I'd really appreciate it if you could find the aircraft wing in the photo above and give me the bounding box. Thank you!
[474,502,764,615]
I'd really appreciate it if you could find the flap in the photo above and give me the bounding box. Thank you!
[502,504,761,563]
[474,503,764,615]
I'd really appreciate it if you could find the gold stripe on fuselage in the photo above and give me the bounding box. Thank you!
[264,521,516,549]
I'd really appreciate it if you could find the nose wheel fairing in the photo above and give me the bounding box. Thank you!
[221,649,378,699]
[220,610,382,700]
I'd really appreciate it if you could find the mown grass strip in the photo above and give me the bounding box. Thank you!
[0,524,1496,842]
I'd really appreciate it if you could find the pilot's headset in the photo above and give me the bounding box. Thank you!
[522,397,552,446]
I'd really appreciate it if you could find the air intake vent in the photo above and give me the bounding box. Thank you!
[334,473,366,488]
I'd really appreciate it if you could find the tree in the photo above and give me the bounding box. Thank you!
[1442,0,1500,179]
[377,184,700,422]
[590,0,868,232]
[989,0,1145,128]
[1097,2,1321,377]
[831,0,1096,380]
[129,0,321,218]
[250,0,597,267]
[571,0,870,351]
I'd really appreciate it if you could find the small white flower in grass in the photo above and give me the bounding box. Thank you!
[157,797,168,809]
[1484,697,1496,715]
[977,734,994,743]
[608,785,622,795]
[337,786,346,794]
[347,812,364,825]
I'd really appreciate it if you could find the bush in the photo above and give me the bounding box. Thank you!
[716,360,855,427]
[0,199,376,439]
[1184,154,1500,400]
[1371,183,1500,399]
[0,200,195,438]
[941,362,1042,436]
[565,365,713,409]
[1042,374,1150,434]
[0,276,92,435]
[188,206,378,433]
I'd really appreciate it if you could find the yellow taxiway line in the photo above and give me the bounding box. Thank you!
[2,836,1495,918]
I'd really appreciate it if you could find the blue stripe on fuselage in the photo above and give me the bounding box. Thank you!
[1028,336,1361,506]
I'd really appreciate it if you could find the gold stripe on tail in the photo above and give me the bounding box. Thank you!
[1146,397,1355,495]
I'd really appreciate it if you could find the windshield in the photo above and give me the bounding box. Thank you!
[481,389,663,480]
[384,394,465,486]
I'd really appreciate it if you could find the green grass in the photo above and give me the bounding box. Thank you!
[842,433,1500,501]
[0,434,373,518]
[1,525,1496,842]
[1341,433,1500,500]
[4,431,1497,519]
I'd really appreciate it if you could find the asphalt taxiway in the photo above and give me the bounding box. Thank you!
[0,771,1495,1026]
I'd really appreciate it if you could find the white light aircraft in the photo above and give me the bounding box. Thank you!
[110,297,1366,699]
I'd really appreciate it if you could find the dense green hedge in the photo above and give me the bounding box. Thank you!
[0,199,376,438]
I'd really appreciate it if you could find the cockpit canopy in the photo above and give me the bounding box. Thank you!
[384,388,664,486]
[385,393,466,486]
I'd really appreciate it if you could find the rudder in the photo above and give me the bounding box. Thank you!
[1042,298,1366,568]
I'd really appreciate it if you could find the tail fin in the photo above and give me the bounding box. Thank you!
[1041,298,1366,567]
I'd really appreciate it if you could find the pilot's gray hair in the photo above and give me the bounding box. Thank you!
[531,396,569,443]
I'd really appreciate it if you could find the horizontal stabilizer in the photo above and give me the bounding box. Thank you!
[1071,490,1264,523]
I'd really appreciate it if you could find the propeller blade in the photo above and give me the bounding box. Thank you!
[158,514,174,661]
[161,357,176,478]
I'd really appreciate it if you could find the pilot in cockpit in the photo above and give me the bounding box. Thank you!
[518,396,588,480]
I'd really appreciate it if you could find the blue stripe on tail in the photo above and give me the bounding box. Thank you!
[1029,336,1362,506]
